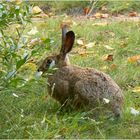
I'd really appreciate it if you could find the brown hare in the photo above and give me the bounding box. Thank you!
[38,25,124,117]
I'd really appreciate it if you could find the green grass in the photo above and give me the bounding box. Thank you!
[31,1,140,14]
[1,16,140,138]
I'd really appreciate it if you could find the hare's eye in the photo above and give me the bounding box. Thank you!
[47,59,52,64]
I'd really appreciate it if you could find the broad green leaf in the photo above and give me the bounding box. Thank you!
[16,54,28,70]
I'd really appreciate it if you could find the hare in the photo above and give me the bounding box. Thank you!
[38,25,124,117]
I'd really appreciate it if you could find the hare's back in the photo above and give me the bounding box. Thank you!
[54,65,122,95]
[58,66,123,101]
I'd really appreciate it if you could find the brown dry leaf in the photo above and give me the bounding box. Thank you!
[93,12,102,19]
[84,7,90,15]
[132,87,140,93]
[129,12,137,17]
[110,64,117,70]
[78,49,87,56]
[32,6,42,14]
[106,55,113,61]
[102,54,113,61]
[104,45,114,50]
[128,55,140,63]
[77,39,84,46]
[85,42,95,48]
[92,22,108,26]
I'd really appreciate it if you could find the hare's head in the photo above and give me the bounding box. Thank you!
[38,25,75,73]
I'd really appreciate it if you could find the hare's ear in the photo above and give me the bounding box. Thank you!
[61,25,68,48]
[60,31,75,56]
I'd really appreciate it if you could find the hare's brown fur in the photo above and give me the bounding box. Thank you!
[38,26,124,117]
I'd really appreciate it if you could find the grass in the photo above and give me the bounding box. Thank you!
[31,1,140,15]
[1,15,140,138]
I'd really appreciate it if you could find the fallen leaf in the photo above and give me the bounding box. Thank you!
[84,7,90,15]
[129,11,137,17]
[93,13,109,19]
[110,64,117,70]
[104,45,114,50]
[132,87,140,93]
[93,12,102,19]
[106,55,113,61]
[77,39,84,46]
[128,55,140,63]
[32,6,42,14]
[102,54,113,61]
[85,42,95,48]
[130,107,139,116]
[92,22,108,26]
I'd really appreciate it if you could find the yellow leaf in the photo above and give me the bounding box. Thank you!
[92,22,108,26]
[128,55,140,63]
[132,87,140,93]
[85,42,95,48]
[104,45,114,50]
[32,6,42,14]
[77,39,84,46]
[93,12,102,19]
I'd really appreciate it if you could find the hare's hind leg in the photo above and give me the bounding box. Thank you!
[73,80,98,108]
